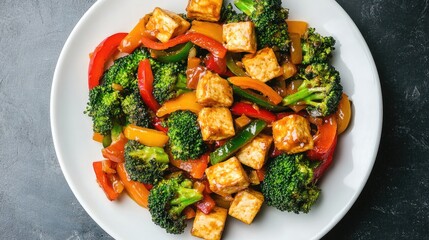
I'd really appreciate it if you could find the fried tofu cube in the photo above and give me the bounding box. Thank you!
[205,157,250,196]
[236,134,273,170]
[146,7,190,42]
[186,0,223,22]
[228,189,264,224]
[192,207,228,240]
[242,47,283,82]
[196,71,233,107]
[223,21,257,53]
[198,107,235,141]
[272,114,314,154]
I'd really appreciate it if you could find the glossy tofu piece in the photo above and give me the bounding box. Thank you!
[205,157,250,196]
[192,207,228,240]
[272,114,314,154]
[242,47,283,82]
[196,71,233,107]
[223,21,257,53]
[236,134,273,170]
[228,189,264,224]
[146,7,190,42]
[186,0,223,22]
[198,107,235,141]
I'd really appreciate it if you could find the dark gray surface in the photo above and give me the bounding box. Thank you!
[0,0,427,239]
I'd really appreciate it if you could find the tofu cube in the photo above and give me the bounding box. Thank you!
[242,47,283,82]
[205,157,250,196]
[236,134,273,170]
[192,207,228,240]
[223,21,257,53]
[146,7,190,42]
[272,114,314,154]
[198,107,235,141]
[186,0,223,22]
[228,189,264,224]
[196,71,233,107]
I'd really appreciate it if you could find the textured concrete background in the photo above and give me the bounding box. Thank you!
[0,0,428,239]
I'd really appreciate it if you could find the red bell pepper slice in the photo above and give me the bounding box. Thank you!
[153,116,168,133]
[88,32,128,90]
[141,32,227,58]
[93,161,120,201]
[307,116,338,180]
[204,53,227,75]
[101,133,128,163]
[196,193,216,214]
[231,102,277,123]
[137,59,160,112]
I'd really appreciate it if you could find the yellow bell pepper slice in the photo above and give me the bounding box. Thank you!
[189,20,223,43]
[228,76,283,105]
[123,124,169,147]
[156,91,203,117]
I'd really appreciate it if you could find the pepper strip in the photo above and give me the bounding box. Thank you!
[232,85,288,112]
[116,163,149,208]
[210,119,267,165]
[88,32,128,90]
[229,77,283,105]
[141,32,227,58]
[123,124,169,147]
[156,91,203,117]
[93,161,120,201]
[150,42,194,63]
[230,102,277,123]
[137,59,160,112]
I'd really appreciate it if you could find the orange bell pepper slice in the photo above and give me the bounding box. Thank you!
[116,163,149,208]
[228,76,283,105]
[289,33,303,64]
[101,133,128,163]
[156,91,203,117]
[286,20,308,37]
[118,14,152,53]
[189,21,223,43]
[170,154,209,179]
[123,124,169,147]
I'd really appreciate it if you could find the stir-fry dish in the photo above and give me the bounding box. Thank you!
[85,0,352,239]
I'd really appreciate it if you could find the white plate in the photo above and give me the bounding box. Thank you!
[50,0,382,239]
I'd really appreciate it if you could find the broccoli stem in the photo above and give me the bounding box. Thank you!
[234,0,255,16]
[282,87,327,106]
[169,187,203,216]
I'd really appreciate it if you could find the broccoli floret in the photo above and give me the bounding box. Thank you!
[234,0,290,51]
[148,173,203,234]
[124,140,169,185]
[261,153,320,213]
[220,3,248,23]
[101,48,150,92]
[301,28,336,65]
[85,48,151,135]
[282,63,343,117]
[167,110,206,160]
[151,59,188,104]
[121,90,151,128]
[85,86,123,135]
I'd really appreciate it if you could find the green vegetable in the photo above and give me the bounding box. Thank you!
[220,3,248,23]
[167,110,206,160]
[226,54,247,77]
[124,140,169,185]
[85,48,150,135]
[282,63,343,117]
[150,58,189,104]
[232,85,288,112]
[148,173,203,234]
[121,90,151,128]
[150,42,194,63]
[234,0,290,51]
[301,28,336,65]
[261,153,320,213]
[210,119,267,165]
